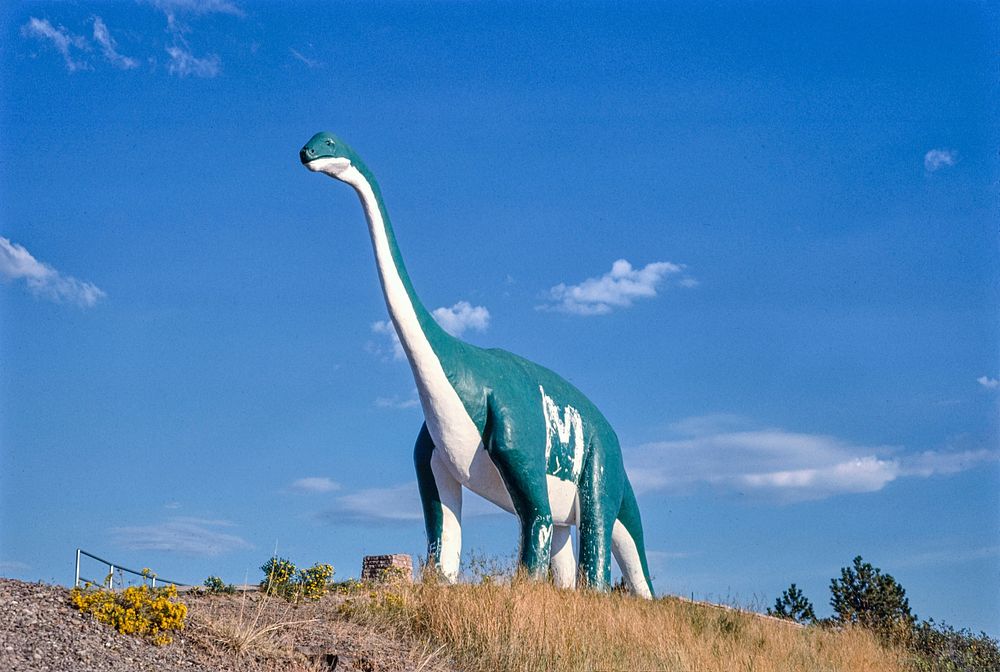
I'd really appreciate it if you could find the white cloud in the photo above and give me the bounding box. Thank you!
[541,259,694,315]
[924,149,957,172]
[166,44,221,77]
[289,476,340,493]
[290,48,321,68]
[0,237,106,307]
[370,301,490,361]
[977,375,999,389]
[432,301,490,336]
[111,517,252,556]
[626,415,998,502]
[21,17,90,72]
[92,17,138,70]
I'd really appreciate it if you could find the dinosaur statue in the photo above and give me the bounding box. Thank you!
[300,132,654,597]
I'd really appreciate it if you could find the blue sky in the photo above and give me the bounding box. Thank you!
[2,0,998,633]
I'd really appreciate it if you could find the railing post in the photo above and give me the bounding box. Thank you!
[74,549,81,588]
[108,565,114,590]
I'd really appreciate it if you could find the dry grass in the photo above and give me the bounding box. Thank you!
[345,577,911,672]
[185,586,455,672]
[188,589,320,670]
[192,590,317,659]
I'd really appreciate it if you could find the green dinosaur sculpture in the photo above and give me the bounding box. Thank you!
[300,132,654,597]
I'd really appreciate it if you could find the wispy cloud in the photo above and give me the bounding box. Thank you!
[900,449,998,478]
[147,0,244,17]
[924,148,957,172]
[111,517,252,556]
[289,476,340,493]
[0,237,106,307]
[321,482,424,525]
[92,17,138,70]
[977,375,999,390]
[540,259,694,315]
[626,415,998,502]
[166,44,221,77]
[320,481,503,526]
[375,393,420,410]
[432,301,490,336]
[21,17,90,72]
[289,47,321,68]
[147,0,235,79]
[370,301,490,361]
[371,319,406,361]
[644,550,692,578]
[0,560,31,574]
[890,544,1000,569]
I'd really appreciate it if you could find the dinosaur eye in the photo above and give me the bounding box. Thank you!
[325,139,334,146]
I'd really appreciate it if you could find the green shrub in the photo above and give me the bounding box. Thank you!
[203,576,236,594]
[910,619,1000,672]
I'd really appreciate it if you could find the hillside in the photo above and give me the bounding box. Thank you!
[0,577,910,672]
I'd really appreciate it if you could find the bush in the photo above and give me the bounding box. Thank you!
[298,563,335,600]
[767,583,816,624]
[203,576,236,595]
[830,556,915,644]
[259,557,298,598]
[259,556,334,601]
[910,619,1000,672]
[70,583,187,645]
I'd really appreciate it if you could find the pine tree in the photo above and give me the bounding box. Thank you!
[768,583,817,624]
[829,556,915,643]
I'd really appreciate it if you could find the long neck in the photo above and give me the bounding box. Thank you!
[340,165,456,366]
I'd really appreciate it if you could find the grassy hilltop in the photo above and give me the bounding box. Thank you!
[341,577,908,672]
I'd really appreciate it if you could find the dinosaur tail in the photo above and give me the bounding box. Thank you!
[612,477,655,599]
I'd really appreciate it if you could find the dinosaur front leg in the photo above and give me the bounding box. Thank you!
[484,399,553,578]
[413,423,463,582]
[577,434,625,591]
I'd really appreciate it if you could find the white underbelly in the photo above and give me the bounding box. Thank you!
[419,385,579,527]
[429,431,580,526]
[460,454,579,526]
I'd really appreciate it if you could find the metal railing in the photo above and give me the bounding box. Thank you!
[74,548,189,590]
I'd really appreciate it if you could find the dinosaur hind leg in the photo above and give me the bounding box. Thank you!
[414,423,463,582]
[550,525,576,589]
[611,521,652,599]
[611,477,654,598]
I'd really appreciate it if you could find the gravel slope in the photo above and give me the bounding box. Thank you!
[0,579,450,672]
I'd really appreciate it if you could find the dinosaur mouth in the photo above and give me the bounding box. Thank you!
[303,156,351,175]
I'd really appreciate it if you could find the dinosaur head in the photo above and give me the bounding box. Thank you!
[299,131,358,179]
